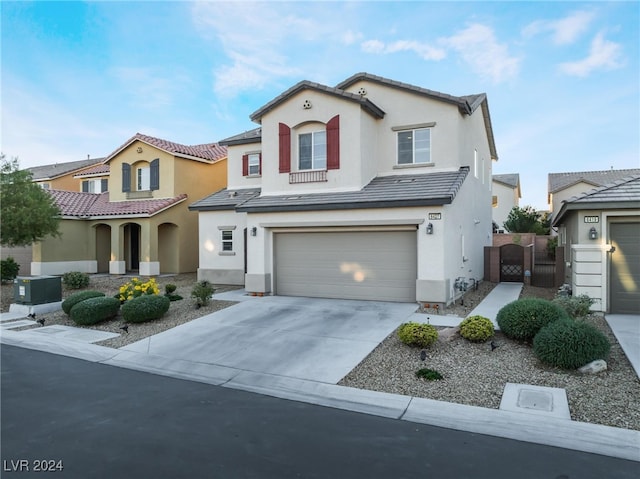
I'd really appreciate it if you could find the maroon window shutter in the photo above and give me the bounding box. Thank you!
[258,153,262,175]
[327,115,340,170]
[279,123,291,173]
[242,154,248,176]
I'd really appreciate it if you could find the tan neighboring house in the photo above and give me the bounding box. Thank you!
[492,173,521,232]
[31,133,227,276]
[552,173,640,314]
[29,157,105,191]
[190,72,498,305]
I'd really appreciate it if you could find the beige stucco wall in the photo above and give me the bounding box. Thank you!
[551,181,599,214]
[492,181,518,229]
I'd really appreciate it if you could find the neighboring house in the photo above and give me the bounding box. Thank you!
[552,173,640,314]
[189,72,498,305]
[492,173,520,232]
[32,133,227,276]
[28,157,104,191]
[74,163,111,193]
[548,168,640,217]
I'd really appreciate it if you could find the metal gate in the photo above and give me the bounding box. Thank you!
[500,244,524,282]
[532,252,556,287]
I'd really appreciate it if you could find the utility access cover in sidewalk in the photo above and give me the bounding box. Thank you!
[500,383,571,420]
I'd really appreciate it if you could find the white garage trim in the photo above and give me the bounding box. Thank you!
[274,230,417,302]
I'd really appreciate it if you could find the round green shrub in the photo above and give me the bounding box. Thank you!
[122,295,171,323]
[397,322,438,348]
[70,296,120,325]
[62,271,90,289]
[533,319,611,369]
[62,290,105,315]
[496,298,569,341]
[459,315,494,342]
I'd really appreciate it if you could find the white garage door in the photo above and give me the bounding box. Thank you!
[274,230,417,302]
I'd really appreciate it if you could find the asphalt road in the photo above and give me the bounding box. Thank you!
[1,345,637,479]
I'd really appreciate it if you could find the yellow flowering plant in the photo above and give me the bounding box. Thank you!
[117,277,160,302]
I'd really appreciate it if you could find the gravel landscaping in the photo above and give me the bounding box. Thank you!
[2,275,638,431]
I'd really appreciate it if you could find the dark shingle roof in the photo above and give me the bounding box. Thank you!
[49,190,188,218]
[219,128,263,146]
[27,158,104,181]
[249,80,386,122]
[548,169,640,194]
[552,174,640,226]
[74,164,110,177]
[233,168,469,213]
[493,174,520,188]
[104,133,227,163]
[189,188,262,211]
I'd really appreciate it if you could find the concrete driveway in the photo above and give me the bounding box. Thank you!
[120,292,417,384]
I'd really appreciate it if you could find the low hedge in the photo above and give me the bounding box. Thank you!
[397,322,438,348]
[459,315,494,342]
[122,295,171,323]
[496,298,569,341]
[533,319,611,369]
[70,296,120,325]
[62,290,105,315]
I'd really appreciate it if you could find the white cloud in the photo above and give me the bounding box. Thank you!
[440,24,520,83]
[342,30,363,46]
[523,10,595,45]
[110,67,191,110]
[361,39,446,61]
[559,32,624,76]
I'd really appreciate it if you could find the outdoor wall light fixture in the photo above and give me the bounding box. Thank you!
[426,223,434,235]
[251,227,257,237]
[588,227,598,240]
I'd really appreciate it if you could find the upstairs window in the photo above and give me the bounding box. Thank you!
[397,128,431,165]
[82,179,108,193]
[248,154,260,175]
[137,166,150,191]
[299,131,326,170]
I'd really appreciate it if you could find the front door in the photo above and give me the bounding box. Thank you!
[610,222,640,314]
[500,244,524,282]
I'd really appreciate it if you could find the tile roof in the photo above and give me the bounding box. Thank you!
[493,174,520,188]
[104,133,227,163]
[548,168,640,194]
[49,190,188,218]
[74,164,110,177]
[27,158,104,181]
[227,168,470,213]
[189,188,262,211]
[219,128,262,146]
[249,80,386,122]
[552,174,640,226]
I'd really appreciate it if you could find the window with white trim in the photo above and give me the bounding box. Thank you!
[298,131,326,170]
[397,128,431,165]
[248,153,260,175]
[82,179,107,193]
[221,230,233,252]
[137,166,150,191]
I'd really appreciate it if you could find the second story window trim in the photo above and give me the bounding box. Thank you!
[242,152,262,177]
[396,125,433,166]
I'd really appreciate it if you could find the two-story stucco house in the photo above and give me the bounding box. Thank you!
[492,173,521,232]
[31,133,227,276]
[189,73,497,305]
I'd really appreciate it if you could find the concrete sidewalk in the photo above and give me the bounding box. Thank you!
[1,285,639,462]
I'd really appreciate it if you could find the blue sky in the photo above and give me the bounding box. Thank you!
[2,1,638,210]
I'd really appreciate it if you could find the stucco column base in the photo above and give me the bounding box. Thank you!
[416,279,449,305]
[245,273,272,294]
[139,262,160,276]
[109,261,126,275]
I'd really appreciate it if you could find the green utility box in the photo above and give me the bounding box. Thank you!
[13,276,62,305]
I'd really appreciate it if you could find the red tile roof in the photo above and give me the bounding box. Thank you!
[49,190,187,218]
[105,133,227,163]
[74,164,110,177]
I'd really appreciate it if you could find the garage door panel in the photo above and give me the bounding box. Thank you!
[275,231,417,302]
[610,223,640,314]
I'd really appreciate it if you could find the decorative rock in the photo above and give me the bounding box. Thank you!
[578,359,607,374]
[438,326,459,342]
